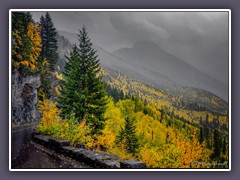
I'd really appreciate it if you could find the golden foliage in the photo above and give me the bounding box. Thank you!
[37,99,94,147]
[139,128,212,168]
[37,99,61,134]
[12,22,41,70]
[100,69,228,128]
[26,22,41,70]
[93,98,124,150]
[57,117,94,147]
[55,71,63,80]
[37,98,217,168]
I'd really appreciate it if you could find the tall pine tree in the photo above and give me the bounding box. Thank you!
[38,12,58,98]
[222,136,227,155]
[58,26,107,135]
[116,116,139,154]
[125,116,139,154]
[205,113,209,126]
[40,12,58,71]
[38,59,52,100]
[213,129,221,159]
[199,127,204,144]
[203,125,211,149]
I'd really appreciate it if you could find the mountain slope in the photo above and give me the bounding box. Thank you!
[101,68,228,130]
[114,41,228,101]
[57,30,228,102]
[56,33,72,71]
[56,30,228,129]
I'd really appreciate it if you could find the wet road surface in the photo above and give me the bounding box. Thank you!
[11,124,90,169]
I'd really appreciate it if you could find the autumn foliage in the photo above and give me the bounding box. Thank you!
[37,99,94,147]
[13,12,227,169]
[37,97,216,168]
[12,22,41,71]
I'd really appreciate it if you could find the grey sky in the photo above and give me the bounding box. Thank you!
[32,11,229,84]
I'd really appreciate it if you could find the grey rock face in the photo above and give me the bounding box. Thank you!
[120,160,146,168]
[12,70,41,124]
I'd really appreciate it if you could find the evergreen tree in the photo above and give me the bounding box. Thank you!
[170,109,174,119]
[58,26,107,135]
[12,12,32,33]
[167,118,172,127]
[38,12,58,99]
[213,129,221,159]
[26,12,34,23]
[115,126,125,146]
[125,116,139,154]
[199,127,204,144]
[222,136,227,155]
[38,59,52,100]
[205,113,209,126]
[120,90,125,100]
[165,131,170,144]
[160,107,164,123]
[199,116,203,125]
[132,95,144,112]
[203,125,211,149]
[40,12,58,71]
[116,116,139,154]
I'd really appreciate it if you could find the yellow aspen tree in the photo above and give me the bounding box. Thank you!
[12,22,41,71]
[26,22,42,70]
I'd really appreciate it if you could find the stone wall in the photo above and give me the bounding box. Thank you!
[32,132,147,169]
[12,70,41,124]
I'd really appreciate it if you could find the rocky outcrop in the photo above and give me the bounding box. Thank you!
[12,70,41,124]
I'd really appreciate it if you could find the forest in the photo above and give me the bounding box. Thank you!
[12,12,229,168]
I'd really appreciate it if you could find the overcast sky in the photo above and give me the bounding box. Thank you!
[32,11,229,84]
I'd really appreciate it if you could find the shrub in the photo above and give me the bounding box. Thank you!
[37,99,94,147]
[37,99,61,134]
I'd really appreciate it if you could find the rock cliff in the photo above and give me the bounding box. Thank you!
[12,70,41,124]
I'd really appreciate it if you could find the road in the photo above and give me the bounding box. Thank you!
[11,124,90,169]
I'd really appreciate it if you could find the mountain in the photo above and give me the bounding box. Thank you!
[114,41,228,101]
[57,31,175,86]
[56,33,72,71]
[57,30,228,102]
[101,68,228,116]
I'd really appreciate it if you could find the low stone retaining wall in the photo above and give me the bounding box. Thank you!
[32,132,146,169]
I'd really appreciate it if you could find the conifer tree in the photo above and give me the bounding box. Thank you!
[165,131,170,143]
[203,125,211,149]
[58,26,107,135]
[38,59,52,100]
[199,116,203,125]
[170,109,174,119]
[116,116,139,154]
[222,136,227,155]
[40,12,58,71]
[120,90,125,100]
[12,12,33,33]
[160,107,164,123]
[205,113,209,126]
[125,116,139,154]
[213,129,221,159]
[38,12,58,98]
[199,127,204,144]
[115,126,125,146]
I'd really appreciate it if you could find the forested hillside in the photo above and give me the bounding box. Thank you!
[101,68,228,131]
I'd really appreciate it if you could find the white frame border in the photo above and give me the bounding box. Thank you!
[9,9,231,172]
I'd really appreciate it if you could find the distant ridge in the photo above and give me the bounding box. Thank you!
[57,30,228,102]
